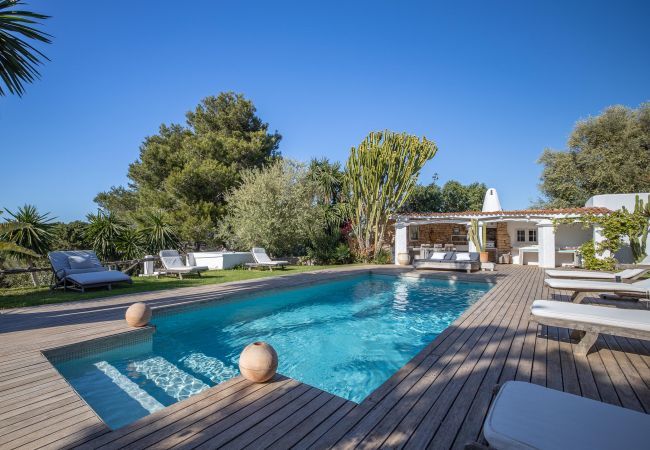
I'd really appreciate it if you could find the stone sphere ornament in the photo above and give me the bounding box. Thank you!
[125,302,152,327]
[239,341,278,382]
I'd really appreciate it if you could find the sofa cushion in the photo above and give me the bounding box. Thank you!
[430,252,446,260]
[456,252,471,261]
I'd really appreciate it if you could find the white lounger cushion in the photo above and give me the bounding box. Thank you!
[251,248,288,265]
[544,278,650,295]
[531,300,650,333]
[484,381,650,450]
[545,268,646,280]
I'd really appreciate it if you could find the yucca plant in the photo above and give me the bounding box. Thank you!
[136,209,180,253]
[0,0,52,96]
[116,227,145,261]
[2,205,54,285]
[0,221,39,256]
[85,210,126,261]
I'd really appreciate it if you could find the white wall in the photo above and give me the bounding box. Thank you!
[586,193,650,264]
[555,223,592,248]
[506,220,539,265]
[394,223,408,264]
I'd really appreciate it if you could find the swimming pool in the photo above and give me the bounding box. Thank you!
[53,273,491,429]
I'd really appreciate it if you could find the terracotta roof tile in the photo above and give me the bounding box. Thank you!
[398,207,612,218]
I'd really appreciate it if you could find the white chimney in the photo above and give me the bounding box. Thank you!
[482,188,502,212]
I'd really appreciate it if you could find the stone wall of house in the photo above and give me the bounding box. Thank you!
[408,223,467,246]
[496,222,511,253]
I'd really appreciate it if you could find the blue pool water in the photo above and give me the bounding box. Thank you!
[54,274,491,429]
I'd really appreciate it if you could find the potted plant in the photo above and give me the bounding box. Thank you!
[469,219,489,263]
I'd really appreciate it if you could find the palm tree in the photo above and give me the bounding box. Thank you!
[3,205,54,285]
[0,0,51,96]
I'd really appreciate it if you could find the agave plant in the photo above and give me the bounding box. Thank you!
[136,209,180,253]
[0,0,52,96]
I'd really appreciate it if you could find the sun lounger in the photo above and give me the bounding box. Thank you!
[159,250,209,279]
[48,250,132,293]
[544,278,650,303]
[530,299,650,355]
[545,267,647,281]
[245,248,288,271]
[480,380,650,450]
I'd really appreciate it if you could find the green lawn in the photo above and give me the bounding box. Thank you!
[0,265,344,309]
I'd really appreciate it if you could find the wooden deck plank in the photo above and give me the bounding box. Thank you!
[403,263,540,449]
[1,265,649,449]
[375,267,532,449]
[247,390,334,449]
[266,396,352,450]
[317,268,523,449]
[436,263,542,449]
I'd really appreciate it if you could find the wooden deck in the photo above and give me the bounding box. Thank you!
[1,265,649,449]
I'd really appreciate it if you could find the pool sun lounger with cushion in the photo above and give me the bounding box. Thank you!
[545,267,648,281]
[480,380,650,450]
[544,277,650,303]
[245,247,288,270]
[530,299,650,355]
[48,250,132,293]
[159,250,209,279]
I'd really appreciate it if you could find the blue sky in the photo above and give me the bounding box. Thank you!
[1,0,648,222]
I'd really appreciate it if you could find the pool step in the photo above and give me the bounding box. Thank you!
[94,361,165,413]
[130,356,209,400]
[181,352,238,384]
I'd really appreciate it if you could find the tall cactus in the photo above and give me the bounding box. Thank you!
[468,218,486,252]
[629,194,650,263]
[344,131,438,261]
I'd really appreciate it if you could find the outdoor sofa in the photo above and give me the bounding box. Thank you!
[544,278,650,303]
[245,247,288,270]
[478,380,650,450]
[48,250,132,293]
[530,299,650,355]
[159,250,209,279]
[413,251,480,273]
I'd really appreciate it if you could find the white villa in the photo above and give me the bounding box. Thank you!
[394,190,650,268]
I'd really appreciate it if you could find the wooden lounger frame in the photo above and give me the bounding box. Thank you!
[568,289,649,303]
[530,313,650,356]
[245,262,286,271]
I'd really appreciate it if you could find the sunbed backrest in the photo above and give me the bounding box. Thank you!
[619,268,645,278]
[159,250,184,269]
[48,250,103,279]
[252,248,272,264]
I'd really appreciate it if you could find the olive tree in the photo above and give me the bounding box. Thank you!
[220,160,322,256]
[537,103,650,207]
